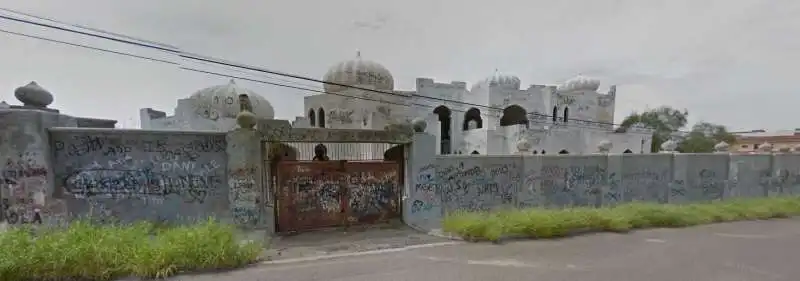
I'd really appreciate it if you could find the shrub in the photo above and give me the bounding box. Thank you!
[442,196,800,241]
[0,218,262,281]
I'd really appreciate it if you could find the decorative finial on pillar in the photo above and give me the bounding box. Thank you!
[15,81,54,108]
[411,117,427,133]
[714,141,729,153]
[235,94,256,129]
[597,139,613,154]
[516,139,532,155]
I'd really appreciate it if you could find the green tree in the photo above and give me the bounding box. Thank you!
[677,122,736,153]
[618,106,689,152]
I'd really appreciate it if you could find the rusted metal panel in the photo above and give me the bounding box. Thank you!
[275,160,401,233]
[343,162,401,224]
[276,161,347,232]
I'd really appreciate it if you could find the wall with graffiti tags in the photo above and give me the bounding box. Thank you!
[1,110,80,226]
[49,128,228,224]
[404,133,800,232]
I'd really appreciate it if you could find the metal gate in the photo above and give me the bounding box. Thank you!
[275,160,401,233]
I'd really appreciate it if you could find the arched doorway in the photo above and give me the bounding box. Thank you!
[433,105,452,154]
[558,149,569,154]
[499,105,529,127]
[462,108,483,131]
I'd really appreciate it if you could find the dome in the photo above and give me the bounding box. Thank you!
[322,51,394,93]
[476,70,521,90]
[557,74,601,92]
[189,79,274,120]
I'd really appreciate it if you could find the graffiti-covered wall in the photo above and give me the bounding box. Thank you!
[49,128,229,224]
[404,133,800,232]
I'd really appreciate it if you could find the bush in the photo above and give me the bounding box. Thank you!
[0,218,263,280]
[442,196,800,242]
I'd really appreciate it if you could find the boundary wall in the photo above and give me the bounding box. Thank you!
[403,133,800,231]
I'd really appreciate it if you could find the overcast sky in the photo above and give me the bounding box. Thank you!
[0,0,797,131]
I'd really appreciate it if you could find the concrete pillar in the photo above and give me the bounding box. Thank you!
[226,95,271,232]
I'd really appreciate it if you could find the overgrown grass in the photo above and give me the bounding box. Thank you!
[442,196,800,242]
[0,218,263,281]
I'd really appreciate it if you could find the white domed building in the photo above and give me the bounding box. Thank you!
[293,53,653,155]
[140,79,274,131]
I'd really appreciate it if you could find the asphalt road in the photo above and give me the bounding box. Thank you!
[174,218,800,281]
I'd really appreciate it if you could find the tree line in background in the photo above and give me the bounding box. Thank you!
[617,106,736,153]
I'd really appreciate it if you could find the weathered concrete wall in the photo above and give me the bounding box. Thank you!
[49,128,229,224]
[405,133,800,232]
[1,110,79,225]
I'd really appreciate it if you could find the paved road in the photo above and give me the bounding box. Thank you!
[174,219,800,281]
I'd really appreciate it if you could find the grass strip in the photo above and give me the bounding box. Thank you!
[0,218,262,280]
[442,196,800,242]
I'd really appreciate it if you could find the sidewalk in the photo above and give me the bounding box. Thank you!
[261,220,450,261]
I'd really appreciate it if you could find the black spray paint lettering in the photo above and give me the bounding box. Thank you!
[63,168,220,203]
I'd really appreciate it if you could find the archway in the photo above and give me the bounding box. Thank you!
[499,105,529,127]
[318,107,326,128]
[563,107,569,123]
[462,108,483,131]
[558,149,569,154]
[623,149,633,154]
[433,106,452,154]
[552,106,558,122]
[471,150,480,155]
[308,109,316,127]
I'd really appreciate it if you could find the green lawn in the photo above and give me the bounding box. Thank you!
[0,219,262,280]
[442,196,800,242]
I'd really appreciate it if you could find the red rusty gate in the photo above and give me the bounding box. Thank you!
[275,160,401,233]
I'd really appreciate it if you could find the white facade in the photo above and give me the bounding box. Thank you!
[140,53,653,156]
[294,54,653,155]
[140,79,275,131]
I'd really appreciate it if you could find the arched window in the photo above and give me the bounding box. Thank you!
[318,107,326,128]
[563,107,569,123]
[558,149,569,154]
[541,150,546,155]
[433,105,452,154]
[623,149,633,154]
[533,151,538,155]
[471,150,480,155]
[462,108,483,131]
[499,105,529,127]
[552,106,558,122]
[308,109,316,127]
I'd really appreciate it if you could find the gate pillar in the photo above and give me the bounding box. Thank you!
[226,110,272,233]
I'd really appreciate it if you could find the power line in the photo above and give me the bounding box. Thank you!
[0,12,657,131]
[0,11,617,125]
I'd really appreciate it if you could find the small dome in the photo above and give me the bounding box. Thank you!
[475,70,521,90]
[557,74,601,92]
[322,51,394,93]
[189,79,274,120]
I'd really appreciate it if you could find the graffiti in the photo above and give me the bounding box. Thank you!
[347,170,398,217]
[276,161,400,232]
[437,160,517,212]
[1,152,48,225]
[535,164,603,207]
[411,164,438,213]
[698,169,725,200]
[63,168,220,203]
[229,167,259,226]
[617,169,670,203]
[49,131,228,224]
[328,109,355,124]
[53,134,226,161]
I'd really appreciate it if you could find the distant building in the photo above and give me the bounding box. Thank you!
[734,129,800,153]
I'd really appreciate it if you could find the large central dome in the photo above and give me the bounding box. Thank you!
[322,52,394,93]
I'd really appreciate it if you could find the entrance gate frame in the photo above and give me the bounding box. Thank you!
[257,120,413,233]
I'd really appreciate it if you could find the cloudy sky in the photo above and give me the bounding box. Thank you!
[0,0,797,131]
